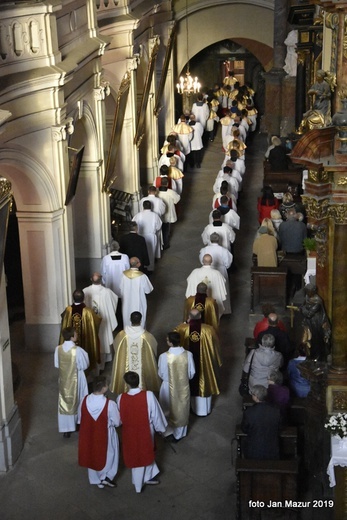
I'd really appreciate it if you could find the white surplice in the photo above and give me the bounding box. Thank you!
[139,195,166,218]
[186,265,227,317]
[83,284,118,368]
[199,244,233,314]
[132,210,162,271]
[100,252,130,297]
[120,270,153,328]
[201,222,235,251]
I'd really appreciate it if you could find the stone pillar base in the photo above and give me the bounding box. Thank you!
[0,404,22,472]
[24,323,61,351]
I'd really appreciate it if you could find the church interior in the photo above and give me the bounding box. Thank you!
[0,0,347,518]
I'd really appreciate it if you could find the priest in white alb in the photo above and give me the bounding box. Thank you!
[100,241,130,297]
[120,257,153,328]
[132,200,162,272]
[186,254,228,318]
[83,272,119,370]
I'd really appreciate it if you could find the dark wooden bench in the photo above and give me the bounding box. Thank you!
[242,394,307,427]
[263,160,302,193]
[109,189,133,221]
[251,266,287,313]
[236,458,299,519]
[235,424,298,460]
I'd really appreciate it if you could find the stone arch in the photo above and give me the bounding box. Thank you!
[175,3,274,74]
[0,147,59,212]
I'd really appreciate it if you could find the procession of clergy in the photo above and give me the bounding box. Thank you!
[55,74,257,492]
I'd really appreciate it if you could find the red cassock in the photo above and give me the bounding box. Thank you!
[78,397,108,470]
[119,391,154,468]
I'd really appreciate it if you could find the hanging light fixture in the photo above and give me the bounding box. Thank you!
[176,0,200,95]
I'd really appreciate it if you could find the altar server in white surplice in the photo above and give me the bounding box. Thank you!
[83,273,118,369]
[158,331,195,441]
[101,241,130,297]
[132,201,162,272]
[120,257,153,328]
[199,233,232,314]
[54,327,89,437]
[186,254,228,318]
[139,186,166,219]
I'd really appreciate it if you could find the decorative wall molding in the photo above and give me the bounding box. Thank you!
[51,118,74,142]
[302,196,330,219]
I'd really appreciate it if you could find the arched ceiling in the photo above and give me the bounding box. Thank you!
[174,2,274,73]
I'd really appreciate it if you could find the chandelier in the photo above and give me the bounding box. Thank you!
[177,69,201,95]
[176,0,200,95]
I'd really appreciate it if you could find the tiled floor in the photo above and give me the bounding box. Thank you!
[0,131,333,519]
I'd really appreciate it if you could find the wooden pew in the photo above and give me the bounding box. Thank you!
[235,425,299,519]
[263,160,302,193]
[251,266,287,313]
[242,394,307,428]
[235,425,298,460]
[236,458,299,519]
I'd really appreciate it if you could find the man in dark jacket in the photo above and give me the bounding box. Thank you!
[241,385,281,459]
[119,222,150,271]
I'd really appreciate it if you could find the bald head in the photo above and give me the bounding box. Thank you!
[91,272,102,285]
[130,257,140,268]
[202,254,212,266]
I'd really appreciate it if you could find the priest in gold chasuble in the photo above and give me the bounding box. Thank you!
[183,282,219,332]
[110,311,159,395]
[60,289,102,373]
[175,309,222,417]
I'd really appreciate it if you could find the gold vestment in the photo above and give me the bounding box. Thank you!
[175,323,222,397]
[183,296,219,332]
[110,330,160,394]
[58,345,78,415]
[167,351,190,427]
[60,306,101,370]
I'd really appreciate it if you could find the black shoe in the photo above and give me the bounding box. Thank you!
[101,477,117,488]
[63,432,71,438]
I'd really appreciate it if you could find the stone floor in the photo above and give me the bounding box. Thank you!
[0,131,334,519]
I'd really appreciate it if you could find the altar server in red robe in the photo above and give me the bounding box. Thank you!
[78,375,121,489]
[117,371,167,493]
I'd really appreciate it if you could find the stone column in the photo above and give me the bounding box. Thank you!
[0,178,22,471]
[263,0,287,136]
[0,267,23,471]
[16,209,70,350]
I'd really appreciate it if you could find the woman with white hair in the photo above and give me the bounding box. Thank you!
[242,334,283,392]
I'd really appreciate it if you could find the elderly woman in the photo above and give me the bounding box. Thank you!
[242,334,283,392]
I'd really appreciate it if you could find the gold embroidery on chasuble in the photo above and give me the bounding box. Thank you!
[58,346,78,415]
[194,302,205,313]
[72,312,82,345]
[189,331,201,342]
[167,352,190,427]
